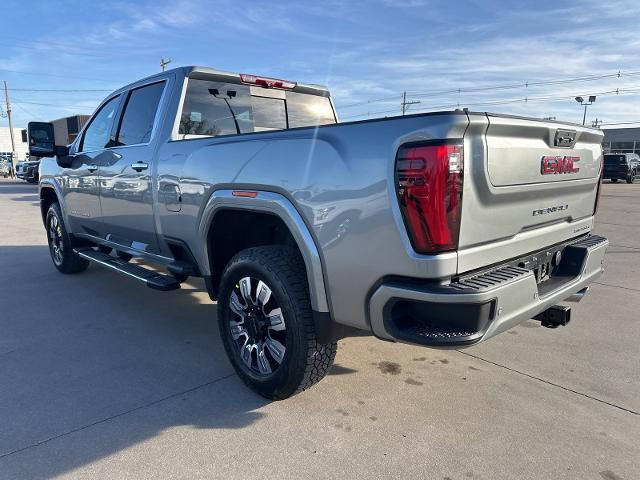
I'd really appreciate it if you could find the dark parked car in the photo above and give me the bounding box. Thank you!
[603,153,639,183]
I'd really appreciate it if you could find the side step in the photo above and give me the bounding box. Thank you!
[75,249,180,291]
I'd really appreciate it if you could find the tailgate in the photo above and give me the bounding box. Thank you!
[457,113,603,273]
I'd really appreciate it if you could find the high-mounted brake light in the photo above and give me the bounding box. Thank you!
[240,74,296,90]
[395,142,463,254]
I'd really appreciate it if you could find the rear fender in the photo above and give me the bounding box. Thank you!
[197,189,330,313]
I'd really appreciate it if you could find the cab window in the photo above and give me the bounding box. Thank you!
[80,95,121,152]
[116,82,165,146]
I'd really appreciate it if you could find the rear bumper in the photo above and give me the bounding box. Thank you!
[368,235,608,347]
[603,170,629,179]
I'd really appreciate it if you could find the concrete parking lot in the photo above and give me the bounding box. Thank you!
[0,177,638,480]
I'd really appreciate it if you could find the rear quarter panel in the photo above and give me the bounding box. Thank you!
[156,113,469,329]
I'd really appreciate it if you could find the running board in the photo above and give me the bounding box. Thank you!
[75,249,181,291]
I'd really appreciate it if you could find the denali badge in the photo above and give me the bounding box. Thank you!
[541,155,580,175]
[533,204,569,216]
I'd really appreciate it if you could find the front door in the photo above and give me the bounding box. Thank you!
[63,94,121,237]
[99,81,166,255]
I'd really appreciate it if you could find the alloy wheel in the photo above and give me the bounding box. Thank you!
[48,214,64,266]
[228,276,287,376]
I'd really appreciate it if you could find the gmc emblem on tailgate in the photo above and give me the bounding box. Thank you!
[541,155,580,175]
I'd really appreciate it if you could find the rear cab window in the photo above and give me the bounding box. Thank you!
[177,77,336,139]
[604,155,627,165]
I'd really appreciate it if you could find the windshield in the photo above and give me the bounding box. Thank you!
[178,78,335,138]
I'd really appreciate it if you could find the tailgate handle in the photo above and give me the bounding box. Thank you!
[555,129,577,148]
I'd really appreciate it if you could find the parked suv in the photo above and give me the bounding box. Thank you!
[31,66,608,399]
[603,153,639,183]
[0,153,13,178]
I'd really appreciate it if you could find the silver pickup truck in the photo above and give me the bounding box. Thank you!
[29,66,608,399]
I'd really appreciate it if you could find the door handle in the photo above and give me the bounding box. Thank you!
[131,162,149,172]
[87,164,98,173]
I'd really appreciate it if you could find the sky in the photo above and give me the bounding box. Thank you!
[1,0,640,128]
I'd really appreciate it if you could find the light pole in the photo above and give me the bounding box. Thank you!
[575,95,596,126]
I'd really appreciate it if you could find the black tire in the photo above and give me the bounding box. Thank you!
[171,273,189,283]
[611,178,618,183]
[627,171,636,184]
[45,203,90,274]
[218,245,337,400]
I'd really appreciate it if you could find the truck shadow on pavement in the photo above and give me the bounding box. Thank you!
[0,245,271,478]
[10,194,40,203]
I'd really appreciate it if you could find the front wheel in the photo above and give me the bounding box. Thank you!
[46,203,89,274]
[217,246,337,400]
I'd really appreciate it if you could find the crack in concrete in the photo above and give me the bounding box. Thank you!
[457,351,639,416]
[593,281,640,293]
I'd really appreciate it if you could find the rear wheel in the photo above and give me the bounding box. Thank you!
[217,245,337,400]
[46,203,89,274]
[627,171,636,184]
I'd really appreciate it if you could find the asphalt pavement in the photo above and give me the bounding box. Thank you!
[0,178,638,480]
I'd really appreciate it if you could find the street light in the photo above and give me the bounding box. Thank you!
[575,95,596,126]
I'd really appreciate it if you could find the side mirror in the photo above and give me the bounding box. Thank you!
[27,122,56,157]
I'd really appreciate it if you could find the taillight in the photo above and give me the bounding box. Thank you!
[395,142,463,254]
[240,74,296,90]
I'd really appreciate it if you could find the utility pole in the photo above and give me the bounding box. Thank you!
[401,91,420,115]
[160,57,172,72]
[4,80,17,178]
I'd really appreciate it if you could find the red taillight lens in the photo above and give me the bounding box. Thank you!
[396,142,463,254]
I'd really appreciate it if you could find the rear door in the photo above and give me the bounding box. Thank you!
[457,114,603,271]
[99,80,166,254]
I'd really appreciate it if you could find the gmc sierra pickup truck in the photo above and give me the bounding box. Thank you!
[29,66,608,399]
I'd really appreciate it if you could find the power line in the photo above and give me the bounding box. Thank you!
[341,86,640,120]
[11,98,96,109]
[9,88,113,93]
[0,68,118,83]
[338,70,640,110]
[0,34,122,52]
[12,101,43,121]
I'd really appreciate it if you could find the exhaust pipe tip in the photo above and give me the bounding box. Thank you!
[533,305,571,329]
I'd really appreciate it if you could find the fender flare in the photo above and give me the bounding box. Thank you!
[197,189,330,313]
[39,180,71,230]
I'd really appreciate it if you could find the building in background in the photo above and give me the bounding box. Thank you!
[50,114,91,145]
[603,127,640,154]
[0,127,28,162]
